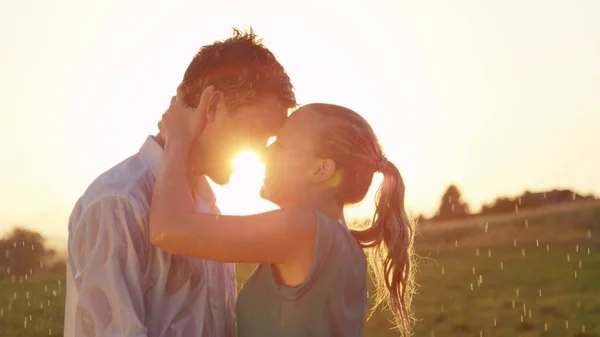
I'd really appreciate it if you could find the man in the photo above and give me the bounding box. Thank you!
[64,28,296,337]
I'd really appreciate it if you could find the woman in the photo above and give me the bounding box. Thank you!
[149,86,417,336]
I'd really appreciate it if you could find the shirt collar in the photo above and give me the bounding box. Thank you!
[139,135,217,208]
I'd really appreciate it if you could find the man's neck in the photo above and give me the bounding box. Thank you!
[153,132,202,193]
[154,132,166,148]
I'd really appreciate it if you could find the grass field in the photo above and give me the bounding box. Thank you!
[2,202,599,336]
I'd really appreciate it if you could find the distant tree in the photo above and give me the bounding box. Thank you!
[433,184,470,221]
[0,226,57,277]
[480,197,516,215]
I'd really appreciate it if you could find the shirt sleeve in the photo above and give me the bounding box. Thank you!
[68,196,148,337]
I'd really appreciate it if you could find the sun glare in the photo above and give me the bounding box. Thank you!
[233,151,265,177]
[213,151,277,215]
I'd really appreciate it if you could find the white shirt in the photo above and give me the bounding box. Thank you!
[64,136,237,337]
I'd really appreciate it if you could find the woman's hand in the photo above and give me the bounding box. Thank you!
[158,86,215,147]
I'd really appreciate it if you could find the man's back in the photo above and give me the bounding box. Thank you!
[64,136,236,337]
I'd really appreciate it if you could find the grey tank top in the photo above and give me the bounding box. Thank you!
[236,210,368,337]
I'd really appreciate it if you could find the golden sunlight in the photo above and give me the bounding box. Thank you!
[213,151,277,215]
[233,151,265,176]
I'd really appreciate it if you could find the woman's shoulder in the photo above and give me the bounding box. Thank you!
[313,211,365,257]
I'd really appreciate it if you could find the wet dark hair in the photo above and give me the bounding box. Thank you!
[309,103,417,336]
[180,27,296,111]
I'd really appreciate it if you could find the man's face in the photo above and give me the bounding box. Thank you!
[191,95,288,185]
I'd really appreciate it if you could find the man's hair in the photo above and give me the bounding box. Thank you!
[180,27,296,111]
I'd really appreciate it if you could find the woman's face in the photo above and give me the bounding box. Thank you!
[260,107,324,206]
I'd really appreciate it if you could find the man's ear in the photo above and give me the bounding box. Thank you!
[312,158,337,184]
[205,90,225,122]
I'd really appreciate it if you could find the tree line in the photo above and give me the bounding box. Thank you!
[421,184,597,223]
[0,227,66,279]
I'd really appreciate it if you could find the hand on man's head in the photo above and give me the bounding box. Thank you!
[158,86,215,146]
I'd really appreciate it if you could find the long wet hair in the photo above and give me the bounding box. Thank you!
[309,103,417,336]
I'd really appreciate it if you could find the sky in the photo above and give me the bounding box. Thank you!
[1,0,599,239]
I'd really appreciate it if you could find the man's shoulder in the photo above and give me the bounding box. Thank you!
[71,152,154,224]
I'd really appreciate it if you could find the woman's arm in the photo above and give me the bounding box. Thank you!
[149,140,317,264]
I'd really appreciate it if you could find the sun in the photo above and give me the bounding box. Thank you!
[233,151,265,177]
[211,151,278,215]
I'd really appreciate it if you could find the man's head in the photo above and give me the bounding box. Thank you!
[173,28,296,185]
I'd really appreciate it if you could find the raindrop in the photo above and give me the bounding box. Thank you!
[24,317,27,328]
[574,271,578,278]
[520,315,523,323]
[588,247,591,255]
[582,325,586,333]
[493,318,497,326]
[454,240,458,248]
[479,331,482,337]
[44,285,48,292]
[523,303,526,314]
[58,280,61,285]
[216,215,219,221]
[578,260,582,269]
[567,254,571,262]
[49,329,52,335]
[587,229,592,239]
[513,239,517,247]
[472,267,476,275]
[546,244,550,252]
[13,292,17,299]
[470,283,473,291]
[536,240,539,247]
[528,310,532,318]
[441,267,445,275]
[484,223,489,232]
[539,289,542,297]
[524,219,528,228]
[512,300,515,308]
[521,248,526,257]
[475,248,480,257]
[516,288,520,298]
[478,274,483,284]
[576,245,579,253]
[26,292,29,299]
[566,320,569,329]
[544,323,548,331]
[487,249,492,258]
[500,262,504,270]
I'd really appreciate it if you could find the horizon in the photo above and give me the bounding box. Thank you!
[1,0,599,239]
